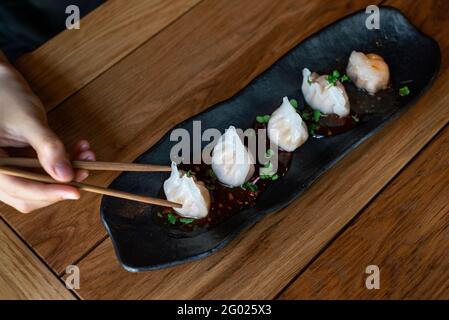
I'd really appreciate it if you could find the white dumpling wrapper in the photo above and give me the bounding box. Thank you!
[268,96,308,152]
[163,162,210,219]
[211,126,255,187]
[346,51,389,95]
[301,68,350,117]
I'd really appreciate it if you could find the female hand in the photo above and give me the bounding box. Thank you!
[0,53,95,213]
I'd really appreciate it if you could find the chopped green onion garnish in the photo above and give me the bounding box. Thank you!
[241,181,258,192]
[256,115,270,124]
[340,74,349,83]
[265,149,274,158]
[185,170,195,177]
[399,86,410,96]
[326,70,349,86]
[301,112,311,121]
[264,161,273,169]
[312,110,321,122]
[289,99,298,108]
[308,123,319,135]
[352,114,360,123]
[179,218,194,224]
[167,213,177,224]
[307,76,312,85]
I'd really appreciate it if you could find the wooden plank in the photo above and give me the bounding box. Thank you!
[14,0,202,111]
[279,125,449,299]
[1,0,379,275]
[66,73,449,299]
[0,219,75,300]
[278,0,449,300]
[59,1,449,299]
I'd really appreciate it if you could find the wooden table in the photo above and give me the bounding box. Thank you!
[0,0,447,299]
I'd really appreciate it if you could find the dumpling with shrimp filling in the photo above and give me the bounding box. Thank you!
[268,96,308,152]
[211,126,255,187]
[163,162,210,219]
[346,51,390,95]
[301,68,350,117]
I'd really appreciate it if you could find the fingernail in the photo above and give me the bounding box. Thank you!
[80,142,90,151]
[63,193,79,200]
[55,161,73,180]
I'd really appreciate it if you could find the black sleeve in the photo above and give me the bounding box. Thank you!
[0,0,104,61]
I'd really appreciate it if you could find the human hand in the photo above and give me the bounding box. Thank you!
[0,55,95,213]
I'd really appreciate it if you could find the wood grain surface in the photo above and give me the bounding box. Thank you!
[0,219,75,300]
[1,0,379,275]
[64,1,446,299]
[0,0,447,299]
[14,0,202,111]
[277,0,449,300]
[279,124,449,299]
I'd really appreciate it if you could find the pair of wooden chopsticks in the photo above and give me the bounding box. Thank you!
[0,157,181,208]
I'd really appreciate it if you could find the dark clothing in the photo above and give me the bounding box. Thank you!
[0,0,104,61]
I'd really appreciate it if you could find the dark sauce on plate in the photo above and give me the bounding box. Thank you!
[155,86,375,230]
[155,123,292,231]
[300,104,360,138]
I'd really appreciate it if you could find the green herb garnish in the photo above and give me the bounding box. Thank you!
[340,74,350,83]
[352,114,360,123]
[308,123,320,135]
[307,76,312,85]
[399,86,410,96]
[289,99,298,108]
[312,110,321,122]
[185,170,195,177]
[264,162,273,169]
[265,149,274,158]
[326,70,341,86]
[241,181,258,192]
[256,115,270,124]
[326,70,349,87]
[301,111,311,121]
[179,218,194,224]
[167,213,177,224]
[271,174,279,181]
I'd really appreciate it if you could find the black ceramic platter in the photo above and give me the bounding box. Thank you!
[100,7,440,272]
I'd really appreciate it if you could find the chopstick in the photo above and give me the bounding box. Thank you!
[0,157,171,172]
[0,166,181,209]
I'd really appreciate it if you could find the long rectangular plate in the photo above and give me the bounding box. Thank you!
[100,7,440,272]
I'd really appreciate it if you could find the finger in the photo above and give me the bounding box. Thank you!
[75,150,96,162]
[72,143,95,182]
[0,190,71,214]
[23,123,74,182]
[74,169,89,182]
[0,174,80,202]
[70,140,90,158]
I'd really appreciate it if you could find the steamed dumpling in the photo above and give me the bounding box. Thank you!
[301,68,350,117]
[268,97,308,152]
[346,51,389,95]
[211,126,255,187]
[163,162,210,219]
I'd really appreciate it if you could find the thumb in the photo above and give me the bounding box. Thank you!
[24,123,74,182]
